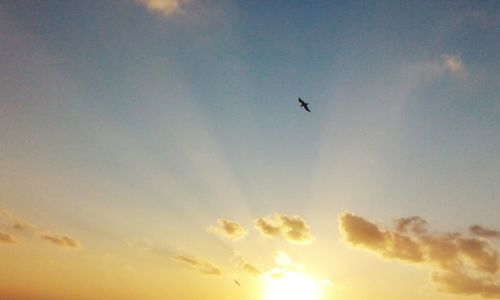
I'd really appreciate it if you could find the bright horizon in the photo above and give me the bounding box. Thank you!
[1,1,499,299]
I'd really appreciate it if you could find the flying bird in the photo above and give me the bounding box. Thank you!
[234,280,240,286]
[298,98,310,112]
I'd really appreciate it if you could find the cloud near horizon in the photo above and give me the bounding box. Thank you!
[0,232,17,244]
[40,233,82,249]
[0,209,35,232]
[1,208,83,249]
[470,225,500,239]
[135,0,190,17]
[172,255,222,276]
[232,252,263,277]
[254,214,315,244]
[208,219,247,240]
[338,212,500,298]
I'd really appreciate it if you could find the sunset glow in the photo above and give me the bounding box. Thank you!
[1,1,498,300]
[263,270,323,300]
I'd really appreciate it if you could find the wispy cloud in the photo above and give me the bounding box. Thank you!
[172,255,222,276]
[208,219,247,240]
[411,54,465,78]
[0,232,17,244]
[0,209,35,232]
[135,0,191,17]
[40,233,82,249]
[470,225,500,239]
[443,54,463,73]
[255,214,315,244]
[338,212,500,298]
[232,252,263,277]
[1,208,82,249]
[242,262,262,277]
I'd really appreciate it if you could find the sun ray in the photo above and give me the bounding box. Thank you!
[262,270,324,300]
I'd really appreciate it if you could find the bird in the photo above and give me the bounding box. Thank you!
[234,280,240,286]
[298,98,311,112]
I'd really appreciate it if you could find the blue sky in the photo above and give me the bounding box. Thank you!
[0,1,499,299]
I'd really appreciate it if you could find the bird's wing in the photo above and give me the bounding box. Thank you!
[304,105,311,112]
[298,98,305,105]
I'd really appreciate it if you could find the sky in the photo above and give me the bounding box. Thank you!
[0,1,499,299]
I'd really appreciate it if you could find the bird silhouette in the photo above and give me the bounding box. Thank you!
[298,98,311,112]
[234,280,240,286]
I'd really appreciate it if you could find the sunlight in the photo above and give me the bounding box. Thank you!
[263,270,323,300]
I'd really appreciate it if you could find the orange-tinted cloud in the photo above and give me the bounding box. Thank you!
[0,232,17,244]
[232,251,263,277]
[136,0,190,17]
[471,225,500,239]
[40,233,82,249]
[172,255,222,276]
[255,214,315,244]
[208,219,247,240]
[443,54,463,73]
[0,209,35,232]
[338,212,500,298]
[395,216,428,234]
[432,270,500,298]
[242,262,262,277]
[339,212,423,262]
[255,217,281,237]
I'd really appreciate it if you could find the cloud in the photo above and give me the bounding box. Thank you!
[443,54,463,73]
[1,208,83,249]
[395,216,428,234]
[339,212,424,262]
[338,212,500,298]
[0,209,35,232]
[40,233,82,249]
[232,251,263,277]
[255,217,281,237]
[254,214,315,244]
[432,269,500,298]
[135,0,190,17]
[471,225,500,239]
[172,255,222,276]
[242,262,262,277]
[208,219,247,240]
[411,54,465,78]
[0,232,17,244]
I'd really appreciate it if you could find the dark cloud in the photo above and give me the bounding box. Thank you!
[471,225,500,239]
[0,232,17,244]
[254,214,314,244]
[40,233,82,249]
[172,255,222,276]
[208,219,247,240]
[338,212,500,299]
